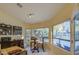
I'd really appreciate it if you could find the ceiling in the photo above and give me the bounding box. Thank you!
[0,3,65,23]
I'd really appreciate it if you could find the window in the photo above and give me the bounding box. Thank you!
[24,29,31,48]
[53,20,70,51]
[32,28,49,43]
[74,13,79,54]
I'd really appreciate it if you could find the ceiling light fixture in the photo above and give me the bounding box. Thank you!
[28,13,34,18]
[27,9,34,18]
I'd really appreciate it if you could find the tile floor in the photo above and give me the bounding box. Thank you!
[26,47,51,55]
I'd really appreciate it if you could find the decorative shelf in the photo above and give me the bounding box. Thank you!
[0,23,22,35]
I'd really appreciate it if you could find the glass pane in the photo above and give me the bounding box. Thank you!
[60,40,70,51]
[53,39,60,46]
